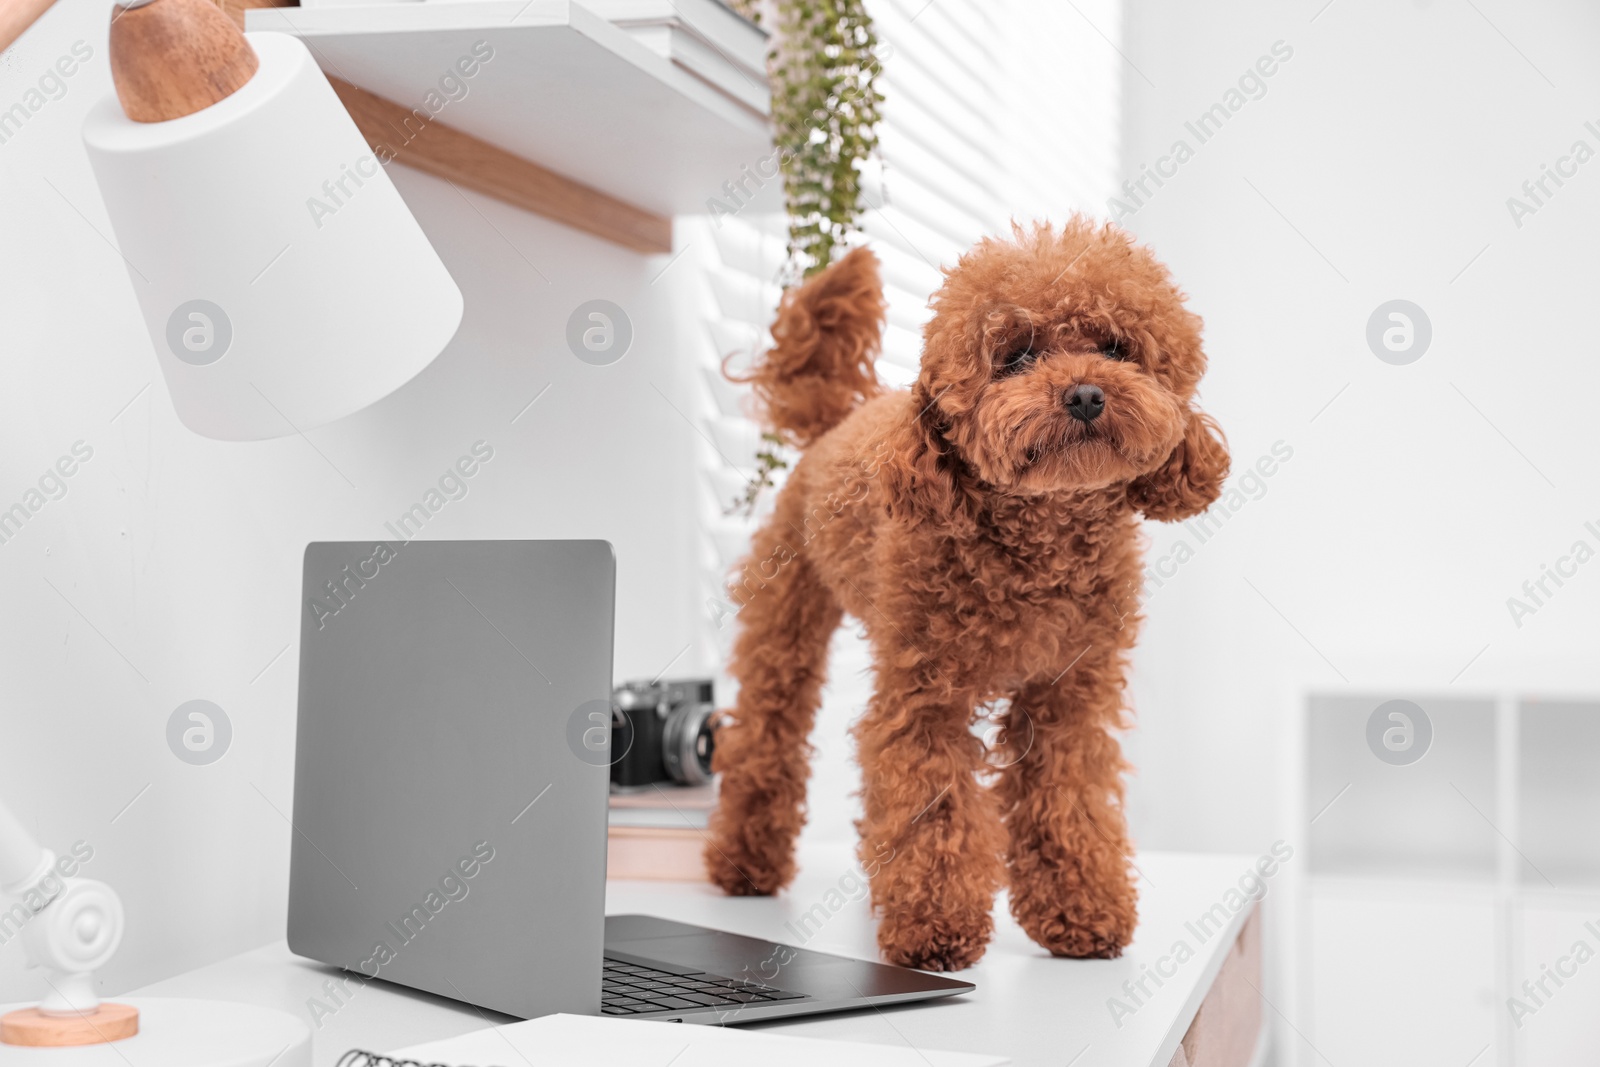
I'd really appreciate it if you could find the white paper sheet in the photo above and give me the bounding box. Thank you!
[383,1012,1010,1066]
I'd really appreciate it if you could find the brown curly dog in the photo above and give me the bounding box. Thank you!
[704,219,1228,971]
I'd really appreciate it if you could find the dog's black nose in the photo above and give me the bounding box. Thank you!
[1065,383,1105,423]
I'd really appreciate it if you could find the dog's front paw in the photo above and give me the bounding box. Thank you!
[703,843,787,896]
[701,816,796,896]
[876,900,994,971]
[1009,862,1137,959]
[1020,909,1133,959]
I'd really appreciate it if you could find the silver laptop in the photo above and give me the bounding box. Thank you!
[287,540,972,1023]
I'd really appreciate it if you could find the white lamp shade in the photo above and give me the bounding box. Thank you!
[82,32,463,441]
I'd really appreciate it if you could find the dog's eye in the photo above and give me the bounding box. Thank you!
[1001,346,1037,373]
[1100,339,1129,361]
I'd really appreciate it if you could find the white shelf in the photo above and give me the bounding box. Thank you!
[246,0,778,218]
[1291,687,1600,1067]
[1518,699,1600,888]
[1305,693,1499,879]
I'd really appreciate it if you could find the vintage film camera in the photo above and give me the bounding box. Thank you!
[610,678,718,788]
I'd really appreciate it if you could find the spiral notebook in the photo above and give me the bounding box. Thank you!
[367,1012,1010,1066]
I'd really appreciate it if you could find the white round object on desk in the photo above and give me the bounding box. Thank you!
[81,31,463,442]
[0,998,311,1066]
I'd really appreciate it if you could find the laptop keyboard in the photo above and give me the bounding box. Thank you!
[601,956,809,1015]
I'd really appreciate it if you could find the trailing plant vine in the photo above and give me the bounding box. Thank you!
[725,0,885,515]
[728,430,793,517]
[762,0,884,281]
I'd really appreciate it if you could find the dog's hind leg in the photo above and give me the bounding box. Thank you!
[998,657,1139,959]
[703,518,842,895]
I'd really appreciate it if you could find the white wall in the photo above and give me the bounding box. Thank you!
[0,1,709,999]
[1117,0,1600,861]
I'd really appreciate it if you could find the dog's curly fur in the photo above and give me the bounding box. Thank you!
[705,218,1228,971]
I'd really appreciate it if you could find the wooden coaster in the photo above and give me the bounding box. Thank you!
[0,1003,140,1047]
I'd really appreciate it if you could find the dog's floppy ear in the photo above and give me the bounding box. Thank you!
[880,385,976,530]
[1127,409,1229,521]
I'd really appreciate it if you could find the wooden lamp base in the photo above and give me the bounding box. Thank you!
[0,1003,140,1047]
[0,998,310,1065]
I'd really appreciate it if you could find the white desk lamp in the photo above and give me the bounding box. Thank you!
[74,0,464,441]
[0,797,313,1064]
[0,801,127,1034]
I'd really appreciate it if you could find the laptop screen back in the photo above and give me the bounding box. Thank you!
[287,540,614,1019]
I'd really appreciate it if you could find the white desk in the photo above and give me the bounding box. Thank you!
[131,842,1263,1067]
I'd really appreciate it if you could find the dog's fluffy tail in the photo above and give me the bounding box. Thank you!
[732,247,886,447]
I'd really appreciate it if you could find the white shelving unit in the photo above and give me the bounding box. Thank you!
[1290,686,1600,1067]
[246,1,777,219]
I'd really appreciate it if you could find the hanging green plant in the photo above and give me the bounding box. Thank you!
[725,0,885,516]
[764,0,884,280]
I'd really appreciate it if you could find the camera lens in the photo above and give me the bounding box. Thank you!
[661,703,717,786]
